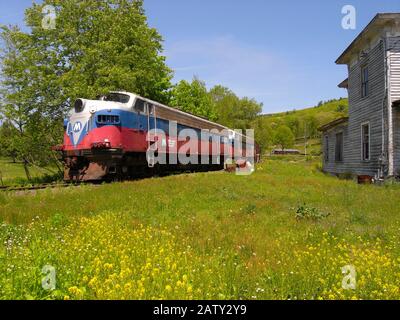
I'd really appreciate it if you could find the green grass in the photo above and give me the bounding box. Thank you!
[1,158,400,300]
[262,98,348,127]
[0,158,60,185]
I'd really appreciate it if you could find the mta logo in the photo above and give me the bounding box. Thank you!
[73,122,82,133]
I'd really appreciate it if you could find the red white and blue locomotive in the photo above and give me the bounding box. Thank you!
[59,91,258,181]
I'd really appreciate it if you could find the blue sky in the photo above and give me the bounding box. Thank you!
[1,1,399,113]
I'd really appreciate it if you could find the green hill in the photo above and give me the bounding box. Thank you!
[255,98,348,154]
[262,98,348,135]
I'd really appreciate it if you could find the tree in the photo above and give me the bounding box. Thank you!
[234,97,263,130]
[0,0,172,176]
[21,0,172,104]
[0,26,40,179]
[0,120,19,162]
[274,125,295,151]
[336,104,346,113]
[252,118,274,153]
[304,115,319,139]
[209,85,238,127]
[209,85,262,130]
[285,116,301,138]
[170,78,216,120]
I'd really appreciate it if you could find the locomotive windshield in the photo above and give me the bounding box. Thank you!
[103,93,130,103]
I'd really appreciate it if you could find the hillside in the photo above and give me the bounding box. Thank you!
[261,98,348,132]
[256,98,348,155]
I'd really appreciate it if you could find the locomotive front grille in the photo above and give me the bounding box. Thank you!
[97,115,120,125]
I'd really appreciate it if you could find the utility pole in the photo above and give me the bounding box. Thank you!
[304,122,307,157]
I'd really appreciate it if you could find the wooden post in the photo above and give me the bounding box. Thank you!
[304,122,307,157]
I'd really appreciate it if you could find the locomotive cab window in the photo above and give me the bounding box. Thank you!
[134,99,146,113]
[103,93,130,104]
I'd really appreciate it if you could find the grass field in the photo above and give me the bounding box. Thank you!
[0,158,59,186]
[1,157,400,300]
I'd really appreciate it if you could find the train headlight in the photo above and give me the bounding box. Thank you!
[74,99,86,113]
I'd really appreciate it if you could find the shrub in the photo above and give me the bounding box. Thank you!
[295,203,330,221]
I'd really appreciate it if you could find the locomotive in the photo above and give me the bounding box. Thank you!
[58,91,258,181]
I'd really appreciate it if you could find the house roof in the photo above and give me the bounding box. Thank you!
[318,117,349,132]
[336,13,400,65]
[338,78,348,89]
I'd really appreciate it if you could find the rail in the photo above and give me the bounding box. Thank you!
[0,182,81,192]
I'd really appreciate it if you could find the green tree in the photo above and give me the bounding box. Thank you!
[304,115,319,139]
[285,116,301,138]
[0,120,19,162]
[209,85,262,129]
[21,0,172,104]
[252,118,274,153]
[235,97,263,130]
[170,78,216,120]
[209,85,238,127]
[274,125,295,151]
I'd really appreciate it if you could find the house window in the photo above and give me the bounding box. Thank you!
[324,136,329,162]
[335,132,343,162]
[361,123,370,161]
[361,66,369,98]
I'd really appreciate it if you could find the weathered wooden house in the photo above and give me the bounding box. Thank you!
[320,13,400,179]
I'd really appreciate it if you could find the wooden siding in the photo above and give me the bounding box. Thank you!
[389,36,400,103]
[390,36,400,175]
[323,39,386,176]
[321,122,349,174]
[393,106,400,175]
[343,39,385,176]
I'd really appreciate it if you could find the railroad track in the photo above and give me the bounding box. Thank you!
[0,182,81,192]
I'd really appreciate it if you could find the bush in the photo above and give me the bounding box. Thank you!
[295,203,330,221]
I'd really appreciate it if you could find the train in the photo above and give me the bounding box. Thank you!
[56,91,259,181]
